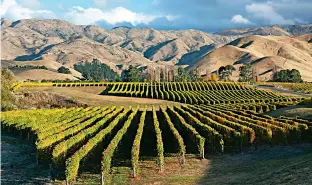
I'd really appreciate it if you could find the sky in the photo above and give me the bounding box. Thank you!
[0,0,311,32]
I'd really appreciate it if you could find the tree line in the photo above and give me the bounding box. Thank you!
[3,59,305,84]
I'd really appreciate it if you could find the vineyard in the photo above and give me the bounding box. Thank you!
[2,103,312,184]
[12,81,312,96]
[3,81,312,184]
[105,82,304,105]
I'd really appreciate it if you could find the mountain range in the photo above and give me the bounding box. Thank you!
[1,18,312,81]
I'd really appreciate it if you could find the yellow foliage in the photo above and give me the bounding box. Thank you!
[203,74,219,82]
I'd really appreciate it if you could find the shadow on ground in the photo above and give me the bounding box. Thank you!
[197,144,312,185]
[1,131,51,184]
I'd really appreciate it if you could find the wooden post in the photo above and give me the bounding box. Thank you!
[101,171,104,185]
[181,153,185,164]
[202,147,205,159]
[160,163,164,173]
[133,166,136,178]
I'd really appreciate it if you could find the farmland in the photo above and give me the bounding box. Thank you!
[1,81,312,184]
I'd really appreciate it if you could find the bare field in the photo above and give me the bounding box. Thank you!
[257,86,312,98]
[19,86,180,107]
[266,105,312,120]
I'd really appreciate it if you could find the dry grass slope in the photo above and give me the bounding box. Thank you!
[192,34,312,82]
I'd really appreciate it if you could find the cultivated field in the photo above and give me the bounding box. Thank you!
[2,81,312,184]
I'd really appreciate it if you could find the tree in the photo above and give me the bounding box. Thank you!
[289,69,303,83]
[218,65,235,81]
[57,66,71,74]
[203,73,218,82]
[123,65,143,82]
[1,69,17,111]
[273,69,303,83]
[210,74,219,82]
[74,59,119,81]
[174,68,198,82]
[238,64,253,82]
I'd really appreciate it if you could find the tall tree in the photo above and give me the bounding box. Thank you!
[238,64,253,82]
[174,67,198,82]
[123,65,143,82]
[1,69,17,111]
[218,65,235,81]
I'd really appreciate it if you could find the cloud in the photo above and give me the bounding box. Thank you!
[18,0,41,9]
[165,15,180,21]
[65,6,172,26]
[246,3,295,25]
[151,0,312,32]
[1,0,311,32]
[0,0,55,20]
[293,18,307,24]
[231,14,252,24]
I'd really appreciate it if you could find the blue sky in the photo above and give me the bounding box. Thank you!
[1,0,311,32]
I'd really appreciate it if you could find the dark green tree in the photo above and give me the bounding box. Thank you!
[218,65,235,81]
[174,68,200,82]
[57,66,71,74]
[123,65,143,82]
[238,64,253,82]
[273,69,303,82]
[289,69,303,83]
[1,69,17,111]
[175,68,189,82]
[74,59,119,81]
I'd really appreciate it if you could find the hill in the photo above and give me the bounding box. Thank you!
[1,18,312,81]
[191,35,312,81]
[1,18,236,66]
[216,24,312,36]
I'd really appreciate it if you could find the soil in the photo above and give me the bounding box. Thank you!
[16,91,87,109]
[1,131,52,185]
[257,85,312,98]
[265,105,312,120]
[18,86,180,107]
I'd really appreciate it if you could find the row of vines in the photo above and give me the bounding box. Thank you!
[1,105,311,184]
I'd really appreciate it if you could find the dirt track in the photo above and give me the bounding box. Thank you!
[257,85,312,98]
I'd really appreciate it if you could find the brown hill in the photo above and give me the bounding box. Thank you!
[2,60,83,81]
[109,28,238,63]
[12,69,78,81]
[1,18,312,81]
[37,37,152,71]
[216,24,312,37]
[1,18,237,66]
[191,35,312,81]
[283,25,312,36]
